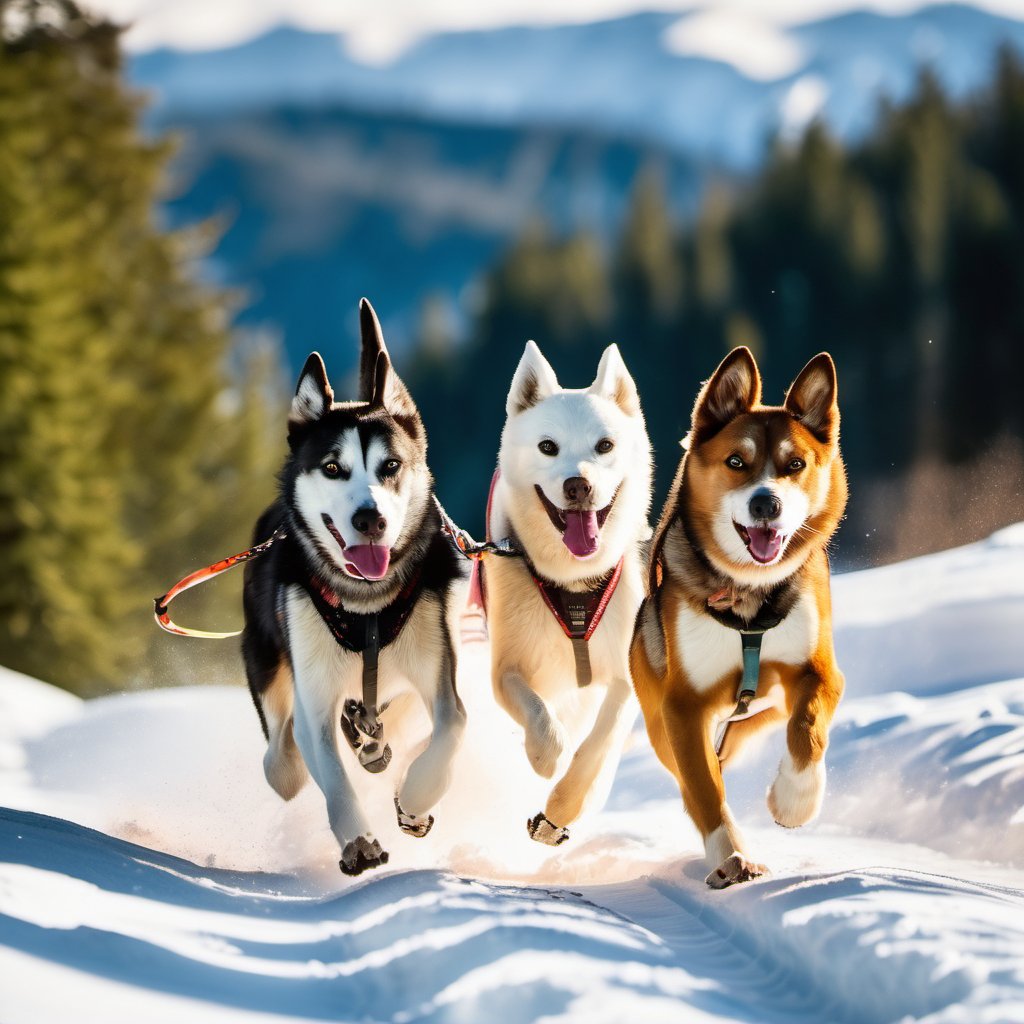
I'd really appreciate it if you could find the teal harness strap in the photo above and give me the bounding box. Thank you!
[715,628,768,755]
[736,630,765,714]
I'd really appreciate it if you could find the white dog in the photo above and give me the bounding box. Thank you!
[482,341,653,844]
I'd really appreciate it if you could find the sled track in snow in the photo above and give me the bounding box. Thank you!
[3,808,1023,1023]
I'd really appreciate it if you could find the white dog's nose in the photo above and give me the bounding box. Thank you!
[563,476,593,504]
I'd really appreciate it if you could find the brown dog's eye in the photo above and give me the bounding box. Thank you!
[538,439,559,456]
[380,459,401,478]
[789,458,806,472]
[596,438,614,455]
[726,455,745,470]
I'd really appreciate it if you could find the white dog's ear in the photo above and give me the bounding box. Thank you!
[589,343,640,417]
[785,352,839,443]
[507,340,560,416]
[692,346,761,441]
[289,352,333,434]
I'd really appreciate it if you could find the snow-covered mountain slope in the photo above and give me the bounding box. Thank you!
[1,524,1023,1021]
[132,5,1024,166]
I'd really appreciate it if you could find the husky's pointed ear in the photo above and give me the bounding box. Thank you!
[507,340,559,417]
[589,343,640,417]
[785,352,839,443]
[289,353,333,436]
[358,298,421,436]
[692,347,761,441]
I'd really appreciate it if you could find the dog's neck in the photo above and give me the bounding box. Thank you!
[665,512,805,631]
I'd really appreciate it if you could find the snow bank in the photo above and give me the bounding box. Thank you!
[1,524,1024,1022]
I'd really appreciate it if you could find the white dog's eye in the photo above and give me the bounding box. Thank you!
[726,455,745,470]
[538,439,559,457]
[322,461,342,478]
[595,438,614,455]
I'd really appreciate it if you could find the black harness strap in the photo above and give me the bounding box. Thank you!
[303,567,423,773]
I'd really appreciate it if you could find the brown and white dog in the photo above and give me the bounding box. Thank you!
[630,346,847,888]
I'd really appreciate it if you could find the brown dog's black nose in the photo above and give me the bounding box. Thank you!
[351,507,387,540]
[563,476,593,504]
[748,491,782,521]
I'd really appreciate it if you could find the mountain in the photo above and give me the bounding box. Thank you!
[134,5,1024,167]
[128,4,1024,373]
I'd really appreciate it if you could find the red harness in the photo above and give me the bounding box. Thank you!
[472,469,623,686]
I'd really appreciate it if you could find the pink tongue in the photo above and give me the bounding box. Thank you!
[343,544,391,581]
[562,510,600,558]
[747,527,782,564]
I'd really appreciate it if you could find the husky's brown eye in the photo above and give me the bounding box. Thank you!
[538,439,559,457]
[380,459,401,477]
[596,438,614,455]
[322,461,341,478]
[726,455,745,470]
[788,458,806,472]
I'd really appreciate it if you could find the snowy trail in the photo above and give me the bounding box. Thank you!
[2,525,1024,1022]
[3,808,1022,1024]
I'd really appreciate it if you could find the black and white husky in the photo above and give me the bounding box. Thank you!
[484,341,653,845]
[243,300,465,876]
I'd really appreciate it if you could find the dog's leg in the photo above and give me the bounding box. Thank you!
[290,664,388,877]
[530,677,636,845]
[494,668,567,779]
[395,634,466,838]
[261,663,310,800]
[717,705,786,771]
[767,666,843,828]
[662,690,765,889]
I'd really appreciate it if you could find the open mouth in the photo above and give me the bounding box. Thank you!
[734,521,785,565]
[535,485,615,559]
[322,513,391,581]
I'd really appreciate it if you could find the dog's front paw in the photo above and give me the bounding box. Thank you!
[767,757,825,829]
[527,812,570,846]
[705,853,767,889]
[395,797,434,838]
[524,716,566,779]
[357,740,392,774]
[339,834,390,876]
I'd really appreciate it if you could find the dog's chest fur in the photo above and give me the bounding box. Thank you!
[671,591,819,694]
[286,585,447,706]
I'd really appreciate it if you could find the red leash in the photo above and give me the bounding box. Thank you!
[153,529,286,638]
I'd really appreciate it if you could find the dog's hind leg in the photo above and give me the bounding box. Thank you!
[261,664,310,801]
[495,668,567,779]
[395,636,466,838]
[530,676,637,845]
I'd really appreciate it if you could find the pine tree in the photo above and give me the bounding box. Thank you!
[0,0,284,694]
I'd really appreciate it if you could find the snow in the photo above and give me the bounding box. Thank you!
[2,527,1023,1021]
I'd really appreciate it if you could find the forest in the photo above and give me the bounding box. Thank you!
[2,0,1022,694]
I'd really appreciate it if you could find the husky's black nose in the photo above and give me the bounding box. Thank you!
[749,490,782,521]
[351,507,387,540]
[563,476,593,504]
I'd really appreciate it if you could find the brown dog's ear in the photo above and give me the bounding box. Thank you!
[357,298,422,437]
[289,353,333,436]
[785,352,839,443]
[691,347,761,441]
